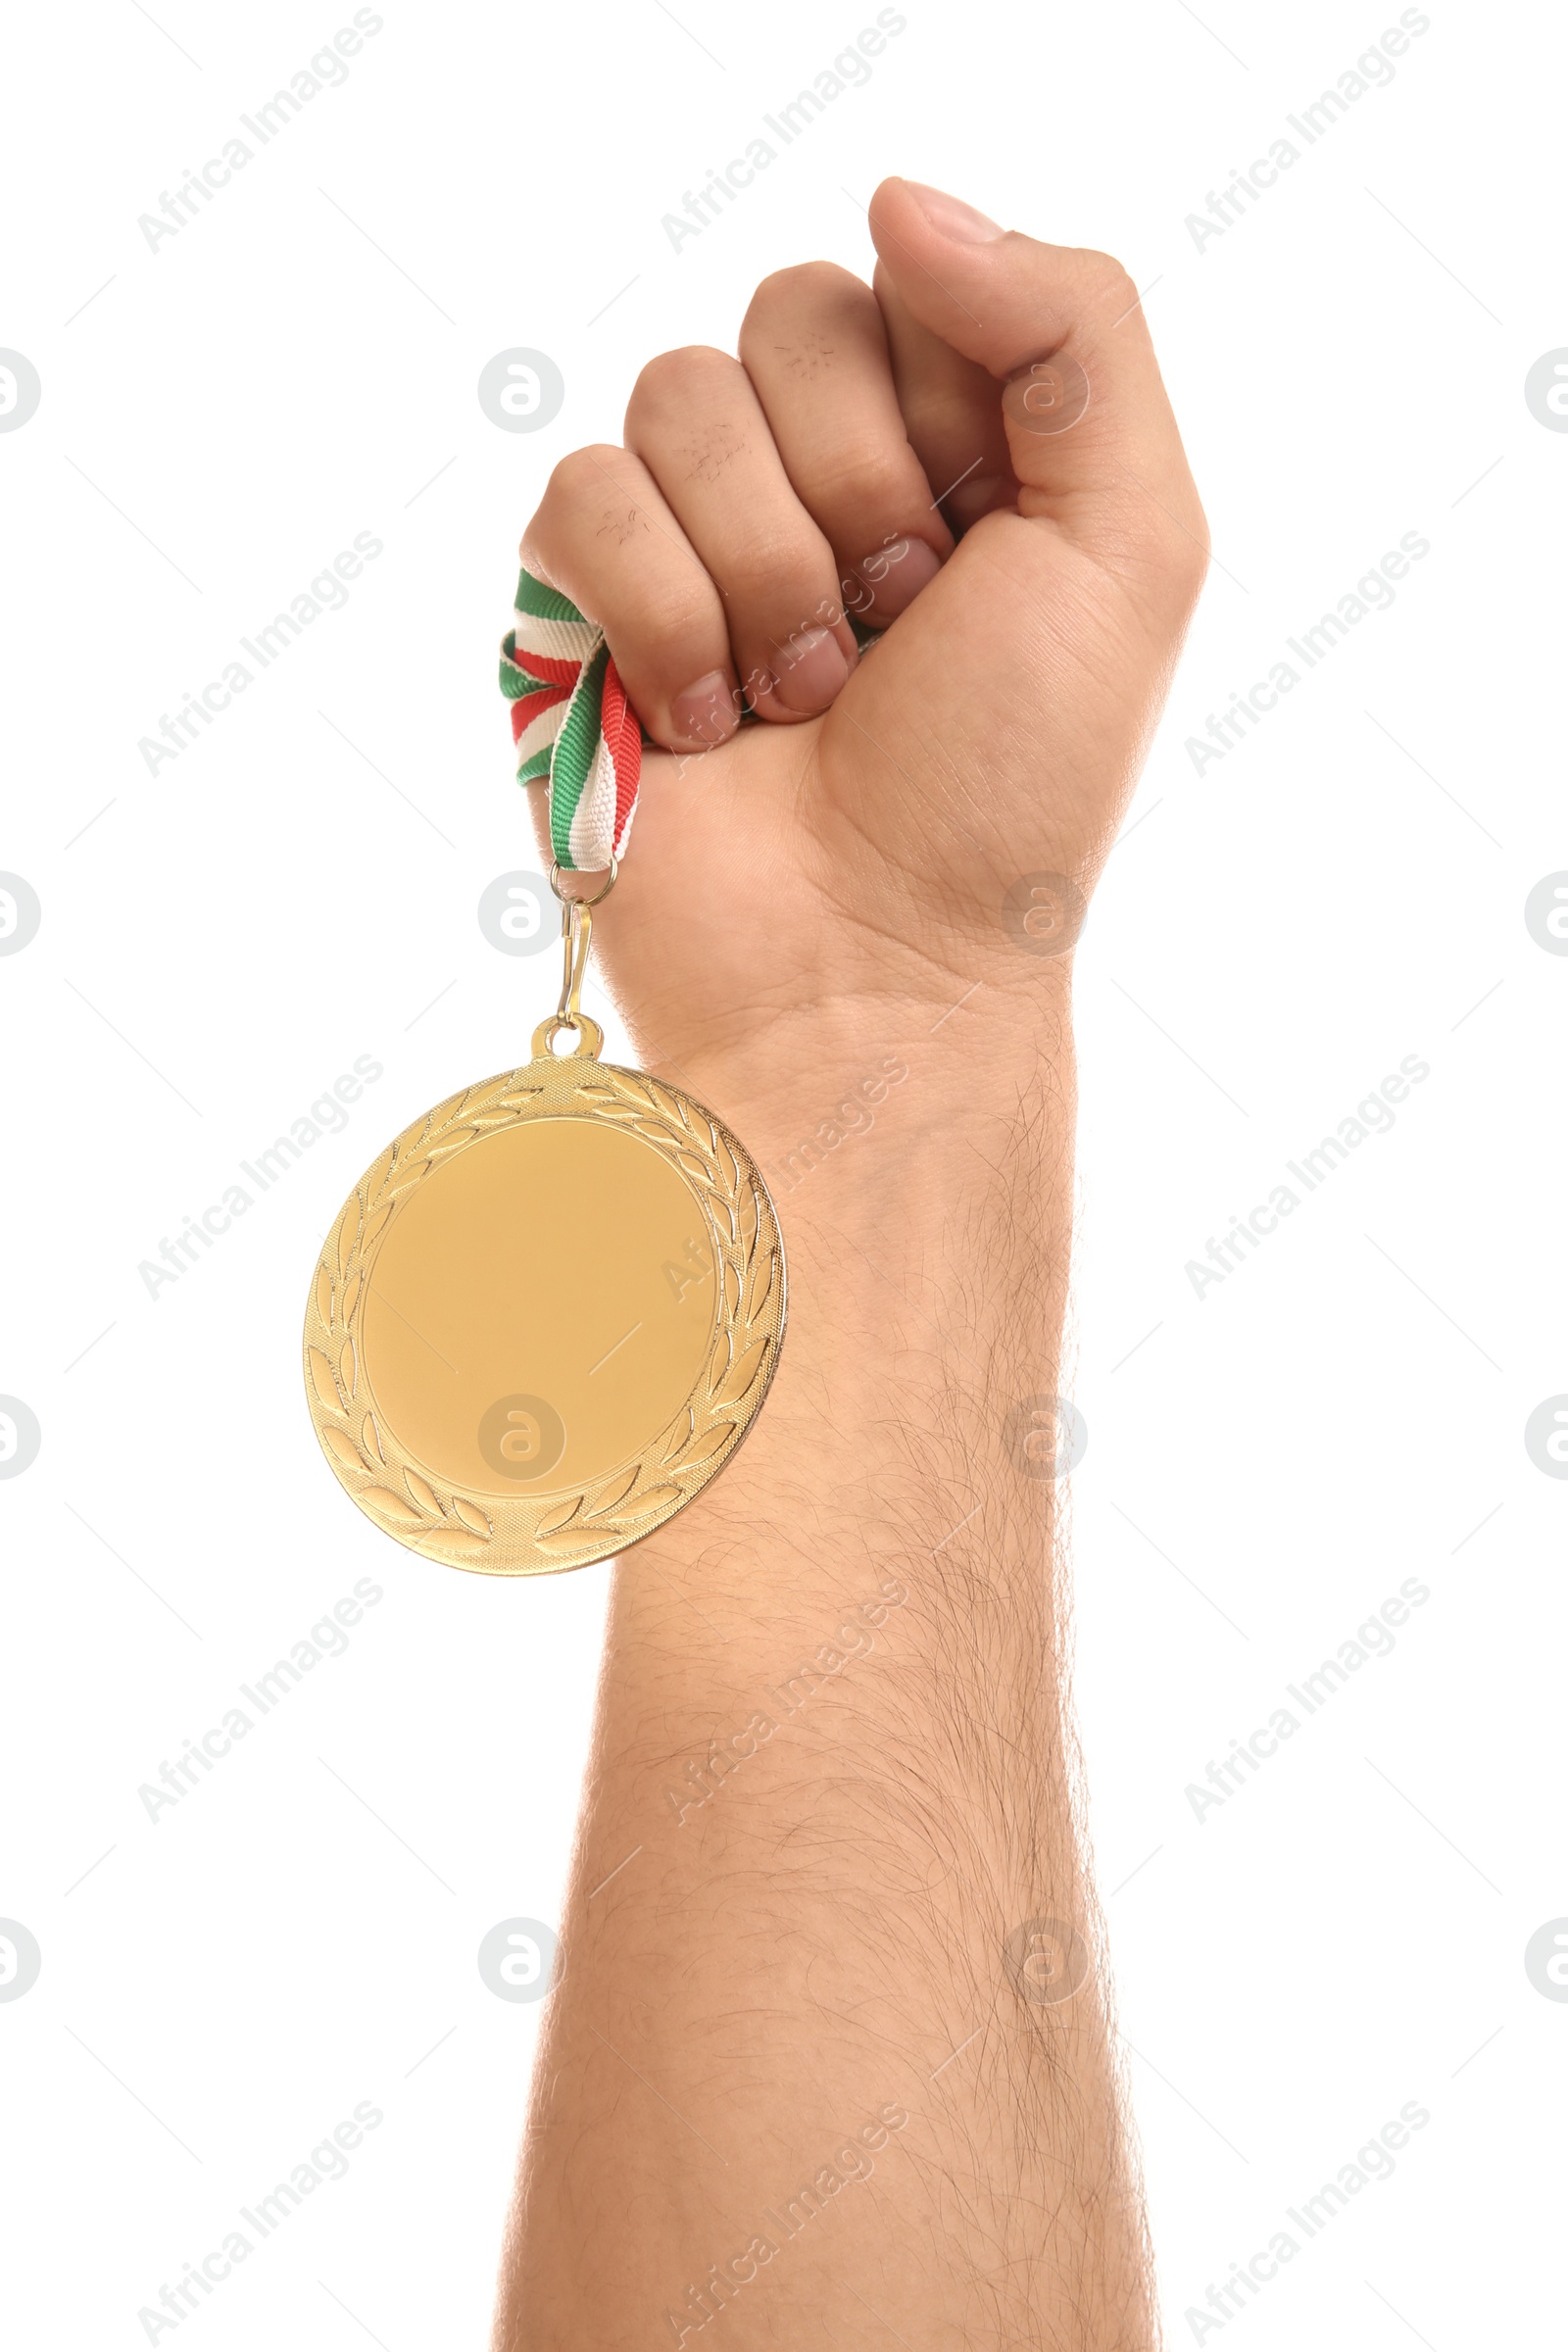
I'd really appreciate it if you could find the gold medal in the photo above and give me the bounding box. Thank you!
[303,880,786,1574]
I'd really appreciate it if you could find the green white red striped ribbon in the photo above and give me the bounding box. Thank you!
[499,570,644,871]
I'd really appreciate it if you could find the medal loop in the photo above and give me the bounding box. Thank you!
[548,856,618,908]
[530,1010,605,1060]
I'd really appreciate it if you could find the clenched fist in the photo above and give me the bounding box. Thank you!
[519,175,1205,1117]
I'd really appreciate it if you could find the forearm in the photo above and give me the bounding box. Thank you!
[493,979,1156,2350]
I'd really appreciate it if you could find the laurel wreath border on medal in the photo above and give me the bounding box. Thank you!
[302,1059,786,1577]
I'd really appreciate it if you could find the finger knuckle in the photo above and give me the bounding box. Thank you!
[801,441,915,520]
[628,344,743,422]
[649,594,726,662]
[1169,511,1212,601]
[1075,247,1140,312]
[1145,501,1210,607]
[724,532,827,605]
[542,443,627,514]
[743,259,865,327]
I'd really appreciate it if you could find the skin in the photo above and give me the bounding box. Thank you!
[492,177,1206,2350]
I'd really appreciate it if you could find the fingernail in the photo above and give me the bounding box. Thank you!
[770,627,850,715]
[848,536,941,622]
[902,180,1004,244]
[669,669,737,746]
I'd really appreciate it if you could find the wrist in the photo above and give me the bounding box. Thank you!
[629,959,1076,1235]
[625,977,1078,1625]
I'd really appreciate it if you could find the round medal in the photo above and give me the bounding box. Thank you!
[306,567,788,1572]
[303,1010,786,1576]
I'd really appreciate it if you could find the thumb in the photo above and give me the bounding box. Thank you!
[867,177,1205,579]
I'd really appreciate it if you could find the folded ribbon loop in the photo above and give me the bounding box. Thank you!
[499,570,644,872]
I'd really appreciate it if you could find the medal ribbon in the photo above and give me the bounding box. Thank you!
[499,570,644,872]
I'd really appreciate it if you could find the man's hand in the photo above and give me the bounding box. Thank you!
[520,176,1205,1113]
[494,183,1204,2352]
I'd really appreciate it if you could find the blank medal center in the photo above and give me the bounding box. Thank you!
[362,1118,718,1495]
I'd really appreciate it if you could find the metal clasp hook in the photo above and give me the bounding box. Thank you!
[532,858,617,1060]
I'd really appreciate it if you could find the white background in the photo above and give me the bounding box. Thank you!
[2,0,1564,2345]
